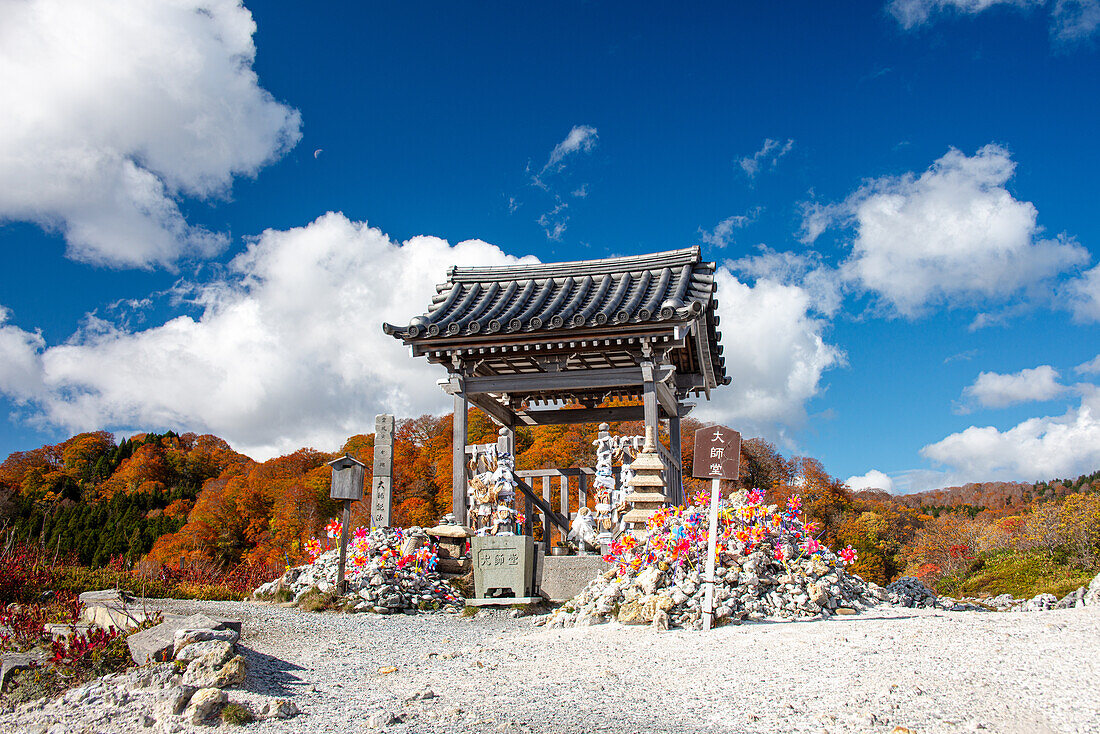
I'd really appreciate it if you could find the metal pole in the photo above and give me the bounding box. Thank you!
[336,498,351,594]
[701,477,721,630]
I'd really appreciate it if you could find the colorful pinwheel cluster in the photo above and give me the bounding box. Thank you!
[304,522,441,577]
[603,490,849,576]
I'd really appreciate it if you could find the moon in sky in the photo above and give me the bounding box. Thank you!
[313,148,323,159]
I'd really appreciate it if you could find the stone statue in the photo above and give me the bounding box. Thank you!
[568,507,598,553]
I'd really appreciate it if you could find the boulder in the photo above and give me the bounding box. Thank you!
[183,651,248,688]
[173,627,239,657]
[127,613,237,666]
[257,699,298,719]
[175,640,234,665]
[183,687,227,723]
[1085,570,1100,606]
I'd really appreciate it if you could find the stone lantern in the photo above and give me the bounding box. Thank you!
[621,426,668,537]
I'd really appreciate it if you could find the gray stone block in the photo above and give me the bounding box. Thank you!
[538,554,612,602]
[126,613,237,666]
[1,651,45,690]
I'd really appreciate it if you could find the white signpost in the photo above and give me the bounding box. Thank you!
[692,425,741,631]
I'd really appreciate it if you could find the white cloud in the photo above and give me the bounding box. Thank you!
[1052,0,1100,41]
[845,469,896,494]
[537,198,569,241]
[544,125,598,171]
[694,270,845,445]
[0,0,301,268]
[0,216,842,460]
[888,0,1040,29]
[698,209,759,249]
[0,307,45,401]
[0,213,535,459]
[738,138,794,179]
[889,0,1099,42]
[1062,263,1100,322]
[728,247,842,317]
[807,145,1088,318]
[1076,354,1100,375]
[960,365,1066,410]
[921,386,1100,481]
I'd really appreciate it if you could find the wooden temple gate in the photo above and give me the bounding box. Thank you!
[383,246,730,534]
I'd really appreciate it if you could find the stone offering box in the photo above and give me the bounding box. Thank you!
[469,535,539,606]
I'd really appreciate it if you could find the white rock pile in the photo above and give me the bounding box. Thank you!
[887,571,1100,612]
[253,527,464,614]
[543,547,887,630]
[5,610,297,732]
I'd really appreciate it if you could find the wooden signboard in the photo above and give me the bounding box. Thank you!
[692,423,741,632]
[692,425,741,481]
[371,414,395,528]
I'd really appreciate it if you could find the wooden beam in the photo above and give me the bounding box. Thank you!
[463,365,673,395]
[514,476,569,531]
[516,401,695,425]
[669,413,682,505]
[654,379,678,419]
[453,392,467,522]
[464,392,520,428]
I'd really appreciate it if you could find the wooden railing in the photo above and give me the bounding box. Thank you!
[464,427,684,554]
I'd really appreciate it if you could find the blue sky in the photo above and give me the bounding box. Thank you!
[1,0,1099,493]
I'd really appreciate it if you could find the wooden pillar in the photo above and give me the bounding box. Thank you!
[670,412,682,504]
[453,391,468,522]
[641,360,659,441]
[542,476,553,552]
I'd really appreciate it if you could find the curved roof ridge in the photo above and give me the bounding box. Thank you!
[448,246,701,283]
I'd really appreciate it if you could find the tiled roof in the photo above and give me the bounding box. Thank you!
[382,246,716,339]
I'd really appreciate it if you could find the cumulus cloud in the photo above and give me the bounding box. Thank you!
[921,386,1100,481]
[959,365,1066,410]
[0,307,45,400]
[1062,263,1100,322]
[728,247,843,317]
[845,469,896,494]
[738,138,794,179]
[1076,354,1100,375]
[806,145,1088,318]
[0,0,301,268]
[0,218,844,459]
[0,213,534,459]
[694,270,845,444]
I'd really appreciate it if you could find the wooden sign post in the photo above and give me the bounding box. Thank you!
[327,453,366,594]
[371,414,395,528]
[692,425,741,631]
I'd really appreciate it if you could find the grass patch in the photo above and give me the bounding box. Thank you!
[296,586,343,613]
[935,549,1096,599]
[461,605,479,617]
[448,572,473,599]
[221,702,255,725]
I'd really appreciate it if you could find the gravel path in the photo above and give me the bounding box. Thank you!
[4,600,1098,733]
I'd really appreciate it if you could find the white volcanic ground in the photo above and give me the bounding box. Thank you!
[3,600,1098,734]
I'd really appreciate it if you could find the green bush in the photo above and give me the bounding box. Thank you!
[221,702,255,725]
[936,549,1096,599]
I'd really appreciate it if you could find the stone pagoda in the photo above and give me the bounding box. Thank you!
[621,426,669,537]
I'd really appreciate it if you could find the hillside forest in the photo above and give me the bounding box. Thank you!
[2,414,1099,600]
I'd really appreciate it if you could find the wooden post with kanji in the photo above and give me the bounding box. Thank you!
[692,425,741,631]
[327,454,366,595]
